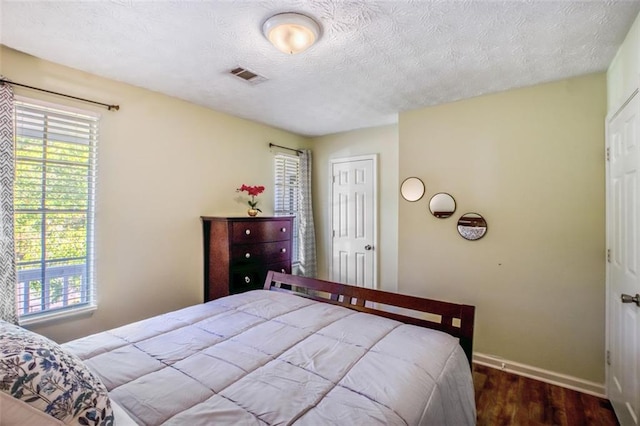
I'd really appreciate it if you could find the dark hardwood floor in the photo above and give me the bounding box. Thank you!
[474,364,619,426]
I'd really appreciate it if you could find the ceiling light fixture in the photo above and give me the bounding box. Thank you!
[262,12,320,55]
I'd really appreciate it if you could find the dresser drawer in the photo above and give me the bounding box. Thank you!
[230,266,265,294]
[229,261,291,295]
[231,241,291,265]
[231,220,292,244]
[265,260,291,275]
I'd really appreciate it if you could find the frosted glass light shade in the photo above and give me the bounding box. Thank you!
[263,13,320,55]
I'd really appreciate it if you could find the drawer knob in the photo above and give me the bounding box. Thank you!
[281,227,287,232]
[244,276,251,284]
[281,248,286,253]
[245,229,251,235]
[245,253,251,259]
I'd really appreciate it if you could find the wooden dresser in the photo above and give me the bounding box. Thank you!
[201,216,293,301]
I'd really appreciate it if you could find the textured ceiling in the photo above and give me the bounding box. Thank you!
[1,1,640,137]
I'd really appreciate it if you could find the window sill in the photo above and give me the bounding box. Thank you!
[19,305,97,327]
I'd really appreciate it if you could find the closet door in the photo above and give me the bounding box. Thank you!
[329,156,377,289]
[607,91,640,426]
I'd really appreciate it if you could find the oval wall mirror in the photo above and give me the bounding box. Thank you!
[400,177,425,202]
[429,193,456,218]
[457,213,488,241]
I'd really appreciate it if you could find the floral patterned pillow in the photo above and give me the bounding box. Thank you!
[0,320,114,425]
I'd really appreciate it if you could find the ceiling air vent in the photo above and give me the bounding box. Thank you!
[229,66,267,85]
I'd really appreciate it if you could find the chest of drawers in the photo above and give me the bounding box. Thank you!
[201,216,293,301]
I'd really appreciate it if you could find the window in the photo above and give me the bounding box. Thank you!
[14,100,98,321]
[274,153,300,265]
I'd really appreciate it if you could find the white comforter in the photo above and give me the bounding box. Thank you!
[63,290,476,425]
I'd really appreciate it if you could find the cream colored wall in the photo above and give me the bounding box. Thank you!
[310,125,399,292]
[1,46,309,343]
[607,11,640,113]
[399,73,607,382]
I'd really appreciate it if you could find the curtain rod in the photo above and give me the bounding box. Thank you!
[269,143,302,154]
[0,79,120,111]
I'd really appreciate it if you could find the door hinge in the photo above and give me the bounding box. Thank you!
[607,249,611,263]
[332,230,335,237]
[607,350,611,366]
[606,147,610,161]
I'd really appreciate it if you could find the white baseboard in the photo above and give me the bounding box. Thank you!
[473,352,606,398]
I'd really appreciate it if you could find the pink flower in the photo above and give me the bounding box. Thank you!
[236,184,265,211]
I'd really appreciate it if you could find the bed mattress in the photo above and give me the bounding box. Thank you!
[63,290,476,425]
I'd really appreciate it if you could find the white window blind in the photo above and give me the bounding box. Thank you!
[14,100,98,320]
[274,153,300,264]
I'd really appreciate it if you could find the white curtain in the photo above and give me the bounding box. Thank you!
[297,149,317,277]
[0,79,17,324]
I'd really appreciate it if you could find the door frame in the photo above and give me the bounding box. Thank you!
[328,154,378,289]
[605,104,613,404]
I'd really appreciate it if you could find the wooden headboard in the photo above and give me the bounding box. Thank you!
[263,271,475,365]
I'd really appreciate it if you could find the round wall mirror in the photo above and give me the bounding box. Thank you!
[400,177,425,202]
[429,193,456,218]
[457,213,488,241]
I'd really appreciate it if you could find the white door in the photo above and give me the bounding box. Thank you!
[330,155,377,288]
[607,91,640,426]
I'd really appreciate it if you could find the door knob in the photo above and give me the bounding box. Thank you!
[621,293,640,307]
[364,245,373,251]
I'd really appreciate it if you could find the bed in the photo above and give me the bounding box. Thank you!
[1,271,476,425]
